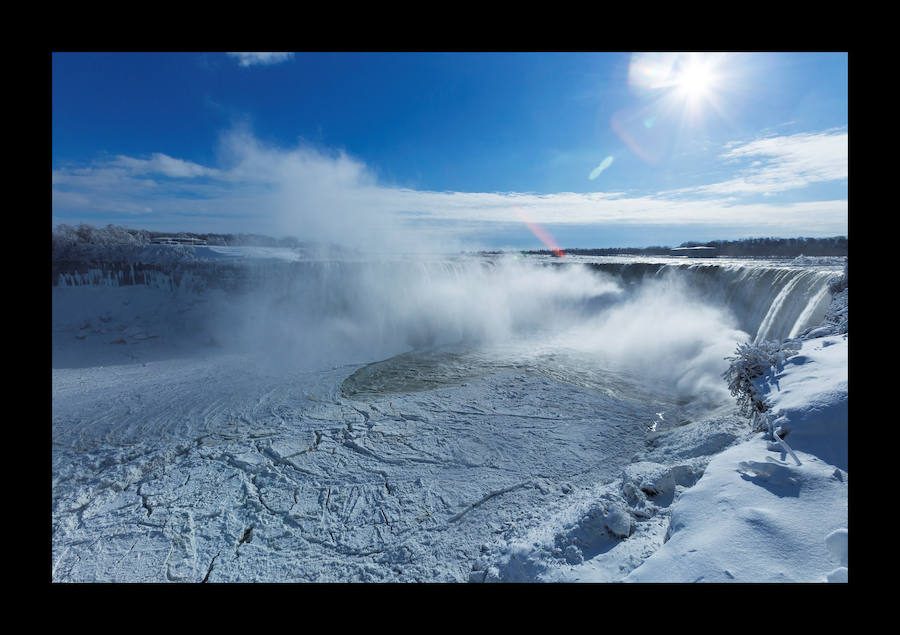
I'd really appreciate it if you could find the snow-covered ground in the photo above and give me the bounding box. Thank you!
[623,334,848,582]
[51,251,847,582]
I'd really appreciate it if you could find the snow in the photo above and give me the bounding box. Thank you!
[192,246,306,262]
[51,255,848,582]
[623,335,848,583]
[789,255,847,267]
[52,351,656,582]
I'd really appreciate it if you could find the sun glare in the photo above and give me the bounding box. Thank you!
[626,52,729,125]
[669,54,727,123]
[616,52,734,163]
[675,59,716,102]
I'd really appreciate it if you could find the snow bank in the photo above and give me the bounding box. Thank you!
[624,335,848,582]
[192,246,305,262]
[760,336,848,470]
[789,255,847,267]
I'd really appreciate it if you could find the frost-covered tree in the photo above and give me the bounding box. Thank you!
[823,263,848,334]
[828,261,848,294]
[51,224,80,257]
[723,340,798,422]
[725,259,848,432]
[52,223,200,271]
[793,260,847,339]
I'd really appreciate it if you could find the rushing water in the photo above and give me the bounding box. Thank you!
[328,255,838,402]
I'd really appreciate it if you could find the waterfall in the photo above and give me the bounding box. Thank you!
[583,261,843,343]
[52,252,843,346]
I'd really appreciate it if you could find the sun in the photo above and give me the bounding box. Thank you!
[676,63,714,99]
[673,56,718,104]
[663,53,731,126]
[622,52,733,154]
[626,52,729,120]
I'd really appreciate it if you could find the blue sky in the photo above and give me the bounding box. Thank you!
[52,52,848,250]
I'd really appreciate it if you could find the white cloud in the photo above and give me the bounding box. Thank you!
[110,153,220,179]
[377,189,847,233]
[227,52,294,67]
[51,129,849,247]
[665,129,848,197]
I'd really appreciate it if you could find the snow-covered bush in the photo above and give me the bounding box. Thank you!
[822,288,848,334]
[723,259,846,430]
[796,260,847,340]
[822,261,848,334]
[828,260,848,295]
[723,340,798,422]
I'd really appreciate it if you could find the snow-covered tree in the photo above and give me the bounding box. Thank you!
[723,340,798,421]
[828,260,848,294]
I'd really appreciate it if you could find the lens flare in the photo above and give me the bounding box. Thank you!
[611,106,668,164]
[627,52,678,93]
[513,205,565,257]
[589,156,614,180]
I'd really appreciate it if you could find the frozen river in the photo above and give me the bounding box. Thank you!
[51,252,842,581]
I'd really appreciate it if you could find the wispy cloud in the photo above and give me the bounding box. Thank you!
[664,128,848,197]
[51,128,848,248]
[109,153,220,179]
[226,52,294,67]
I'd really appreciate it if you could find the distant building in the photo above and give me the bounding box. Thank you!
[150,236,207,246]
[671,246,717,257]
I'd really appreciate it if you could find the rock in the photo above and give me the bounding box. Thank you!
[605,504,632,538]
[564,545,584,564]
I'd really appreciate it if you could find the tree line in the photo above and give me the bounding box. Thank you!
[52,223,311,252]
[523,236,848,258]
[53,224,849,259]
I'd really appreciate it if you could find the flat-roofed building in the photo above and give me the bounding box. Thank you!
[150,236,207,245]
[671,246,717,257]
